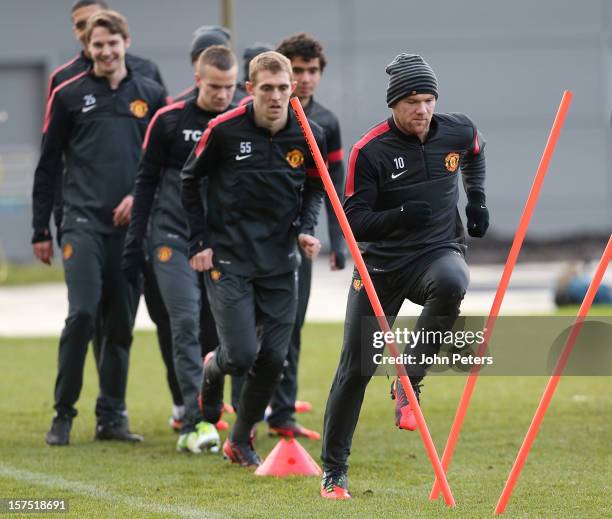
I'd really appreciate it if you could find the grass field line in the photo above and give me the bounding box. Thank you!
[0,463,230,519]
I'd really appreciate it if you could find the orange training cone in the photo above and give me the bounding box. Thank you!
[255,438,322,477]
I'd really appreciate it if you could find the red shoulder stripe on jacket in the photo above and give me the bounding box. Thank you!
[42,70,88,134]
[345,121,390,197]
[45,55,80,100]
[142,100,186,150]
[328,148,344,163]
[238,95,253,106]
[472,131,481,155]
[195,105,247,158]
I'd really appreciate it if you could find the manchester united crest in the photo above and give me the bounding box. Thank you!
[444,152,460,173]
[210,269,222,282]
[157,246,172,263]
[129,99,149,119]
[352,278,363,292]
[285,148,305,169]
[63,243,73,260]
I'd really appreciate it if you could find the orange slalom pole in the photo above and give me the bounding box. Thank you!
[290,97,456,507]
[494,234,612,515]
[430,90,573,500]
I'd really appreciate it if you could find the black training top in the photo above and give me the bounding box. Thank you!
[32,69,166,240]
[44,52,166,234]
[125,96,228,256]
[345,112,486,273]
[181,103,327,277]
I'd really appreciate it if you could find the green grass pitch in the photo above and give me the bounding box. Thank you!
[0,323,610,518]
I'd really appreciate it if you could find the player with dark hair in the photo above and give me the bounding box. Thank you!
[33,10,166,446]
[319,53,488,499]
[181,51,327,466]
[269,33,346,440]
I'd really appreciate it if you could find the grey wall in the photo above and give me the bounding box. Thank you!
[1,0,611,261]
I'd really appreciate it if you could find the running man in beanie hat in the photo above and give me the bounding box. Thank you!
[319,53,488,499]
[174,25,231,101]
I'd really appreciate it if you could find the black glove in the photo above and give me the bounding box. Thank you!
[398,201,432,228]
[465,191,489,238]
[121,246,145,287]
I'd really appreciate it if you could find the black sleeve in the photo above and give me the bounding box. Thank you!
[298,130,326,236]
[344,149,406,242]
[180,126,217,256]
[153,89,167,118]
[31,94,72,242]
[52,180,64,237]
[461,125,486,199]
[325,118,345,253]
[124,111,171,257]
[46,71,60,102]
[44,77,65,239]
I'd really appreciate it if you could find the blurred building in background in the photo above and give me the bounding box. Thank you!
[0,0,611,261]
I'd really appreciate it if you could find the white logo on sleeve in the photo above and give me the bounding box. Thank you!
[391,169,408,180]
[81,94,96,113]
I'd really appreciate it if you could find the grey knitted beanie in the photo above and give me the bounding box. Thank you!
[386,53,438,107]
[189,26,231,63]
[242,43,273,80]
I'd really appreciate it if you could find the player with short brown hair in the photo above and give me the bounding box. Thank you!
[181,51,327,466]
